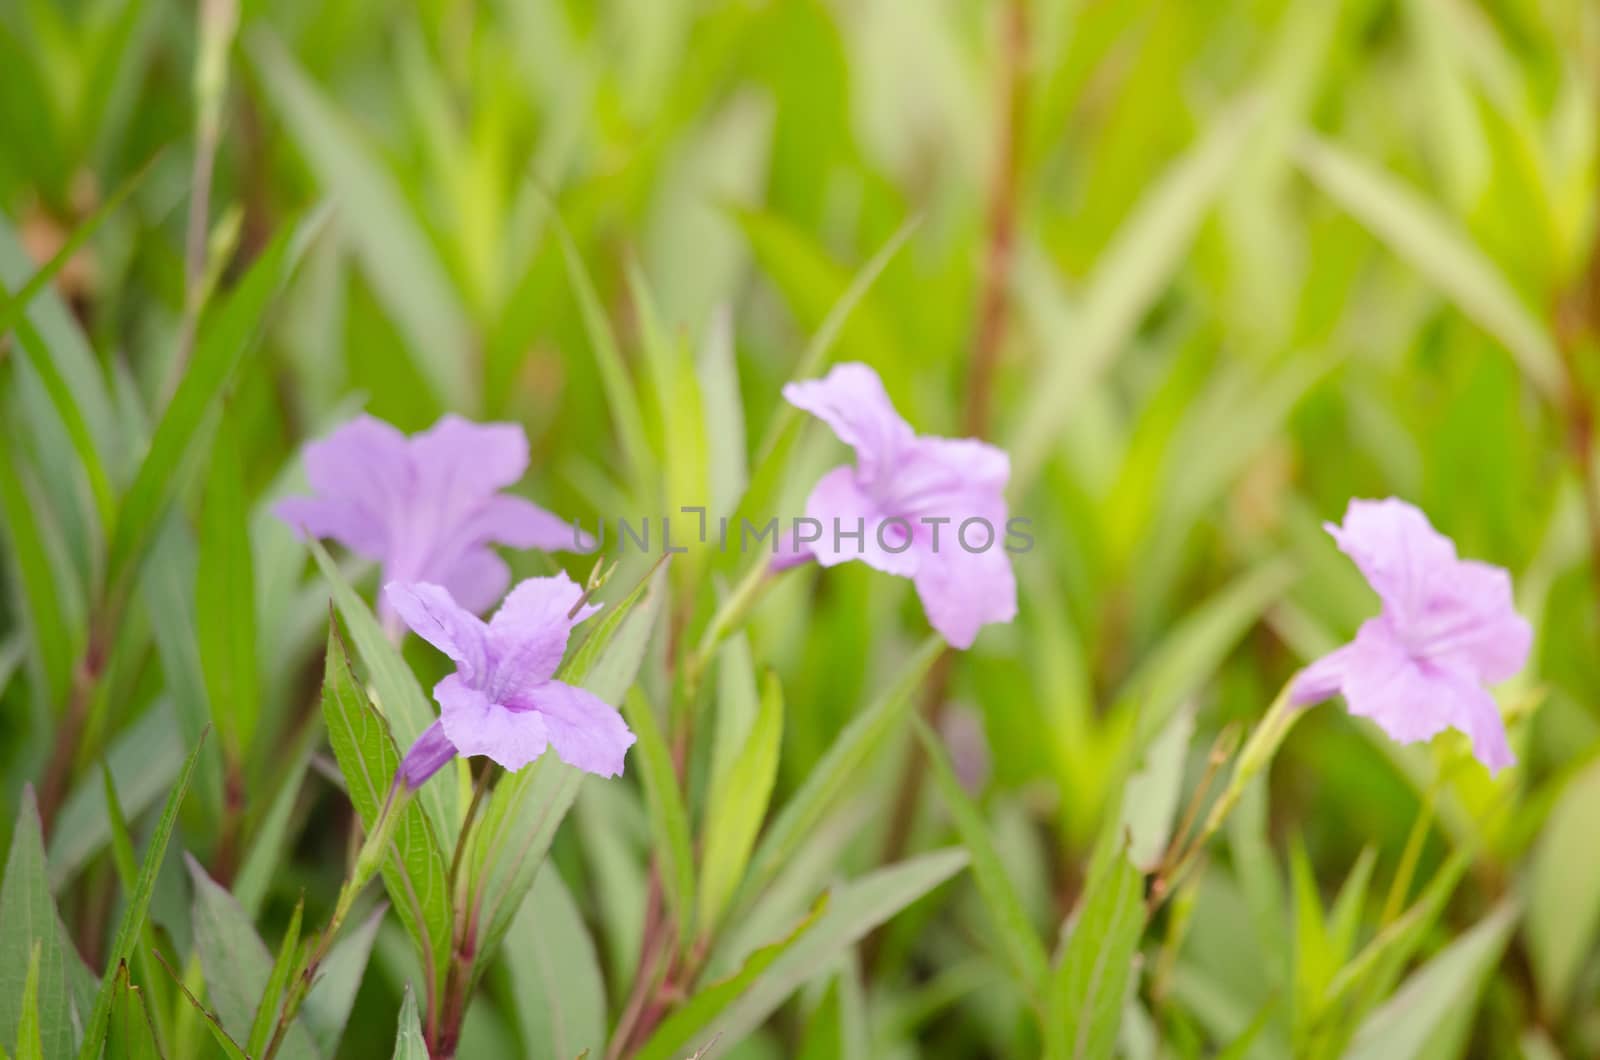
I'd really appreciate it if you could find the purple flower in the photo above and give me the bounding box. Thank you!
[387,574,635,788]
[1292,498,1531,774]
[274,414,582,617]
[783,363,1017,649]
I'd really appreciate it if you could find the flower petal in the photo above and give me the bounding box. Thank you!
[1413,560,1532,685]
[466,494,586,552]
[1291,641,1361,707]
[435,673,550,772]
[486,572,599,693]
[1326,498,1457,628]
[411,414,530,496]
[911,533,1017,649]
[398,719,457,790]
[384,582,489,683]
[525,679,635,777]
[437,548,512,617]
[783,363,915,488]
[803,465,920,576]
[272,496,386,558]
[885,436,1010,518]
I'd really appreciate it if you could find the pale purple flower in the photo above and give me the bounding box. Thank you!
[387,574,634,788]
[274,413,582,618]
[1292,498,1531,775]
[783,363,1017,649]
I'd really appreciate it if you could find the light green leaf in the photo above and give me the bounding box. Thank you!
[1344,902,1518,1060]
[1010,98,1262,489]
[15,943,40,1060]
[106,964,160,1060]
[1119,704,1195,872]
[248,31,475,410]
[640,849,969,1060]
[914,716,1049,1000]
[390,986,427,1060]
[77,732,206,1058]
[196,413,258,762]
[1293,134,1564,400]
[106,223,299,597]
[0,441,75,706]
[699,669,783,934]
[1527,755,1600,1016]
[0,789,79,1060]
[247,897,303,1058]
[505,868,607,1060]
[320,627,453,999]
[739,636,942,907]
[621,686,695,944]
[697,307,746,520]
[1047,847,1146,1060]
[303,906,385,1057]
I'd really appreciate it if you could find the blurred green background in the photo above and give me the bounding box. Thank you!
[2,0,1599,1056]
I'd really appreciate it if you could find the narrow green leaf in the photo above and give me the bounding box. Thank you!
[914,716,1050,1000]
[100,766,138,893]
[0,450,75,705]
[549,210,654,492]
[248,31,475,410]
[153,948,249,1060]
[196,413,259,761]
[0,789,78,1059]
[740,637,943,907]
[390,985,427,1060]
[77,733,207,1058]
[1011,98,1261,489]
[505,868,607,1060]
[640,849,969,1060]
[1293,134,1564,400]
[302,906,384,1057]
[1048,847,1147,1060]
[234,732,317,918]
[308,538,458,838]
[247,898,303,1058]
[320,627,453,1002]
[106,225,299,596]
[621,686,695,944]
[1344,902,1519,1060]
[698,669,783,933]
[1527,755,1600,1016]
[1118,705,1195,873]
[696,307,745,519]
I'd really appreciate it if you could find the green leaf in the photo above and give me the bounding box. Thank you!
[196,413,259,762]
[106,223,300,599]
[1527,755,1600,1016]
[234,731,317,918]
[106,964,160,1060]
[1293,134,1564,401]
[620,686,695,944]
[48,702,182,889]
[913,716,1050,1001]
[246,897,303,1058]
[1010,98,1261,489]
[319,626,453,1001]
[696,308,746,520]
[247,31,475,411]
[0,440,75,705]
[740,637,942,909]
[1118,704,1195,873]
[186,855,317,1059]
[549,209,654,493]
[505,868,607,1060]
[100,766,137,894]
[308,537,458,839]
[302,906,384,1057]
[390,986,427,1060]
[77,732,206,1058]
[639,849,969,1060]
[698,669,783,934]
[466,561,663,984]
[1344,902,1519,1060]
[1047,846,1147,1060]
[0,789,79,1059]
[154,949,249,1060]
[15,942,40,1060]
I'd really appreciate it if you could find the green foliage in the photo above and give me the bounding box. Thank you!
[0,0,1597,1056]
